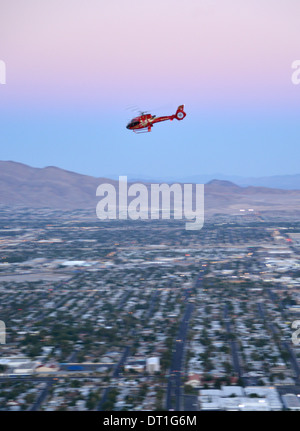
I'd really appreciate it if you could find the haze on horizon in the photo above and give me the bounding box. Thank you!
[0,0,299,180]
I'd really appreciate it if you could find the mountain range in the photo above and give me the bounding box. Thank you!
[1,160,300,216]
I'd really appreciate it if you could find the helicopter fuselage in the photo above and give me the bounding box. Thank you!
[126,105,186,133]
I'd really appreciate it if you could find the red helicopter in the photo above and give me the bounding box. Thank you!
[126,105,186,133]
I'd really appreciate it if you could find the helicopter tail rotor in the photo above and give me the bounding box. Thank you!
[175,104,186,120]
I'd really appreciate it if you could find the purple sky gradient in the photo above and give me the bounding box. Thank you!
[0,0,299,178]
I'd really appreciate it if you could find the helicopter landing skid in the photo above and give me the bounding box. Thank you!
[133,127,151,134]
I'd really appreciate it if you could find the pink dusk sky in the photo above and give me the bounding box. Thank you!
[1,0,299,110]
[0,1,300,179]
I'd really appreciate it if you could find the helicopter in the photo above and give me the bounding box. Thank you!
[126,105,186,133]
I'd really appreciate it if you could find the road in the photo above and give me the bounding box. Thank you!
[223,304,243,381]
[258,291,300,384]
[165,272,202,411]
[29,377,54,411]
[96,346,131,411]
[166,303,194,411]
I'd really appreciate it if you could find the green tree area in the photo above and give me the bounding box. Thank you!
[101,388,119,410]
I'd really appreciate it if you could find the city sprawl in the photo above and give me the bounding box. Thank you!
[0,208,300,411]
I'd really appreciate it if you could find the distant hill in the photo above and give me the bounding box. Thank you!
[197,174,300,190]
[1,161,300,216]
[128,173,300,190]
